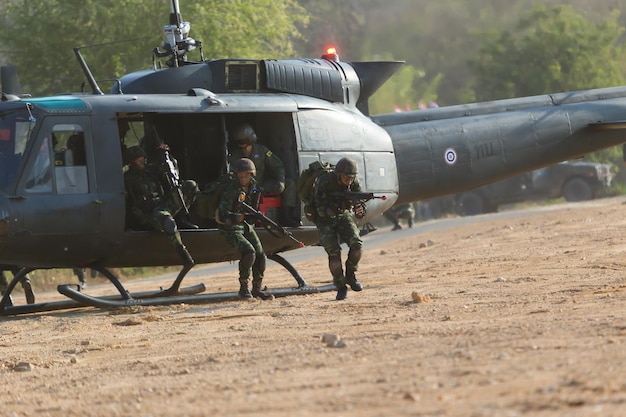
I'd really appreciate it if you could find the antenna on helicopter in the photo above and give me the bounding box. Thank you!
[153,0,204,68]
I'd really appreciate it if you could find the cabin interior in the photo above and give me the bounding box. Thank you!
[117,111,300,229]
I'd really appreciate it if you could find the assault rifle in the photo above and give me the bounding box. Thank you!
[329,191,387,215]
[240,201,304,247]
[152,127,189,216]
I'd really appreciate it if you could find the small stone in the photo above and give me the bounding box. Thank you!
[321,333,340,347]
[13,362,32,372]
[411,292,432,303]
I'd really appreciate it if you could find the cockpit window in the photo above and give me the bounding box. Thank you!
[24,123,88,194]
[24,136,53,193]
[0,111,35,193]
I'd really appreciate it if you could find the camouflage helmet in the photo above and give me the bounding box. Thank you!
[234,158,256,176]
[125,146,146,164]
[335,157,358,178]
[232,123,257,146]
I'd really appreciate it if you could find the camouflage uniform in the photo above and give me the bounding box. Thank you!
[384,203,415,230]
[124,147,197,265]
[229,123,299,226]
[0,267,35,305]
[229,143,286,195]
[313,169,363,298]
[216,173,269,299]
[73,268,87,288]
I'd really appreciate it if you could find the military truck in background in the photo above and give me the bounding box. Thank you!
[453,161,614,216]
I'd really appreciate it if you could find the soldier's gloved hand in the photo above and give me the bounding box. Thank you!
[354,202,366,218]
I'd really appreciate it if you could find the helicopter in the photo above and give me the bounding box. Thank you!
[1,0,626,316]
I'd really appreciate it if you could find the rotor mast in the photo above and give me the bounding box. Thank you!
[153,0,203,68]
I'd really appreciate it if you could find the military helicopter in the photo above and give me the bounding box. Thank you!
[1,0,626,316]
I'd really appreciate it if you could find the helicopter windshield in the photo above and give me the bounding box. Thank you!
[0,108,36,193]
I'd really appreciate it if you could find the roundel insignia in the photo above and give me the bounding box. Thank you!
[444,148,457,165]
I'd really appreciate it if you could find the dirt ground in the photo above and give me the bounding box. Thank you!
[3,196,626,417]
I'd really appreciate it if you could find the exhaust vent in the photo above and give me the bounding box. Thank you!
[225,61,259,92]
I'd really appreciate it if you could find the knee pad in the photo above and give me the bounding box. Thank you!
[240,251,256,271]
[161,215,177,234]
[328,255,343,278]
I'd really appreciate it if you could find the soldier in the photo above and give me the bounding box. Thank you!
[0,267,35,305]
[216,158,272,300]
[383,203,415,230]
[73,268,87,288]
[228,123,300,226]
[124,146,197,266]
[313,157,366,300]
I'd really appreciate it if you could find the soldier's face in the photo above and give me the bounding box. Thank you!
[238,143,252,156]
[339,173,355,187]
[237,171,253,187]
[132,156,146,170]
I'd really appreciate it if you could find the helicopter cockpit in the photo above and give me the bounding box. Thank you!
[0,107,35,193]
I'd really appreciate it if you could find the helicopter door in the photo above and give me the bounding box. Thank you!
[15,117,100,235]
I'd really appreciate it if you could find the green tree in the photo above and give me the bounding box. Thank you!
[367,59,443,115]
[0,0,308,96]
[469,5,626,101]
[469,5,626,184]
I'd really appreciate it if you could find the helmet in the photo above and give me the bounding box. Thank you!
[335,157,358,177]
[234,158,256,176]
[232,123,257,146]
[125,146,146,164]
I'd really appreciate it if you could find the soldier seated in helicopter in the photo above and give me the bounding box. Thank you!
[123,145,198,266]
[228,123,300,227]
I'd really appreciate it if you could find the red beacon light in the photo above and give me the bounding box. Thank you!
[321,46,339,62]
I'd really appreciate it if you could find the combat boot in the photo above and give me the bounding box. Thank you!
[238,279,252,299]
[392,223,402,231]
[345,269,363,292]
[175,244,195,267]
[251,281,274,300]
[336,285,348,300]
[21,278,35,304]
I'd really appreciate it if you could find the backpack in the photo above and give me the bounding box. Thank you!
[297,161,333,222]
[195,174,231,219]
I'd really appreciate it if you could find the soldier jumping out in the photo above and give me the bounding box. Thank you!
[216,158,272,300]
[313,157,366,300]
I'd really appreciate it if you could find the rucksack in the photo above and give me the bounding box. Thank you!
[297,161,333,222]
[195,174,231,219]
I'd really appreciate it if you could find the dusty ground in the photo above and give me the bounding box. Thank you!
[3,196,626,417]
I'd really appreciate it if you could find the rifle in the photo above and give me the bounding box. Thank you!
[152,126,189,216]
[240,200,304,247]
[328,191,387,217]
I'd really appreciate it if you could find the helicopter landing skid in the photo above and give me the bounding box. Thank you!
[57,283,336,309]
[0,265,205,317]
[0,255,328,316]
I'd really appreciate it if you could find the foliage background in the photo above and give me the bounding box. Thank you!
[2,0,626,285]
[0,0,625,176]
